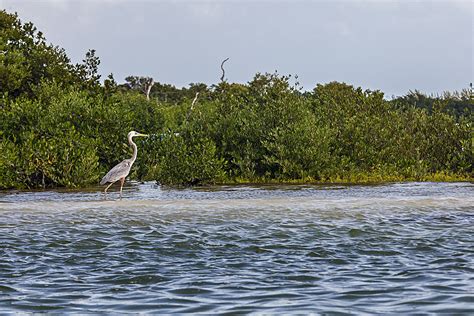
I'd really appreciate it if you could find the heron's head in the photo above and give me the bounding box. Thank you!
[128,131,149,138]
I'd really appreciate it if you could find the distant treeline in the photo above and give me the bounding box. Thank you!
[1,10,472,189]
[119,76,473,118]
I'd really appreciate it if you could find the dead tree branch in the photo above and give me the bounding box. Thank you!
[186,92,200,122]
[191,92,199,110]
[144,78,154,101]
[220,58,229,82]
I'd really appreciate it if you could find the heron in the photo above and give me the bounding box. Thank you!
[100,131,148,199]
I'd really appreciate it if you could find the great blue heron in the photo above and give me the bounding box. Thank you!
[100,131,148,198]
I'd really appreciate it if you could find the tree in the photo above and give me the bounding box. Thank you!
[74,49,101,92]
[0,10,101,98]
[124,76,154,100]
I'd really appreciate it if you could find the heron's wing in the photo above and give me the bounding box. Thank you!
[100,160,132,185]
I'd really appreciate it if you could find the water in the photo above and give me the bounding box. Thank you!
[1,182,473,314]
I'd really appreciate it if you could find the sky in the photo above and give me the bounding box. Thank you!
[1,0,472,97]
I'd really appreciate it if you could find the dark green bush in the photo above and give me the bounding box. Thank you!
[1,8,472,188]
[145,132,225,186]
[0,139,20,188]
[17,129,99,188]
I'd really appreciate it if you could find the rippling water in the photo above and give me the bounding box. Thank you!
[1,182,473,314]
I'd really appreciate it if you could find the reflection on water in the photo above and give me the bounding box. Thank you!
[1,182,473,314]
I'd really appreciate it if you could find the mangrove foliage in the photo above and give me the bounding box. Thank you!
[1,10,472,188]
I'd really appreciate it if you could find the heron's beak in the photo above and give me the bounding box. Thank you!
[137,133,149,137]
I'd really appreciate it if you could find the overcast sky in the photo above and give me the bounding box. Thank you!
[1,0,472,96]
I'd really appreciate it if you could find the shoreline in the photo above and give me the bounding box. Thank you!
[1,174,473,192]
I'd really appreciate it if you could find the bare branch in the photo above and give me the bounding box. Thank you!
[145,78,154,101]
[186,92,200,122]
[220,58,229,82]
[191,92,200,111]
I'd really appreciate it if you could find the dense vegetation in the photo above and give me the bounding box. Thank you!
[1,10,472,189]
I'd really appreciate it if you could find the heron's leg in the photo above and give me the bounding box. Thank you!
[119,177,125,199]
[104,182,114,199]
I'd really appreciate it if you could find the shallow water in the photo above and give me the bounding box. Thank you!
[1,182,473,314]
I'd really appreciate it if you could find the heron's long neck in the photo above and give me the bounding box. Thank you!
[129,136,138,163]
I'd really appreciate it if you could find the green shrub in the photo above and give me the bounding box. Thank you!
[0,139,21,189]
[17,128,99,188]
[146,132,226,186]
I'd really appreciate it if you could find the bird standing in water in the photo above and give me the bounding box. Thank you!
[100,131,148,199]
